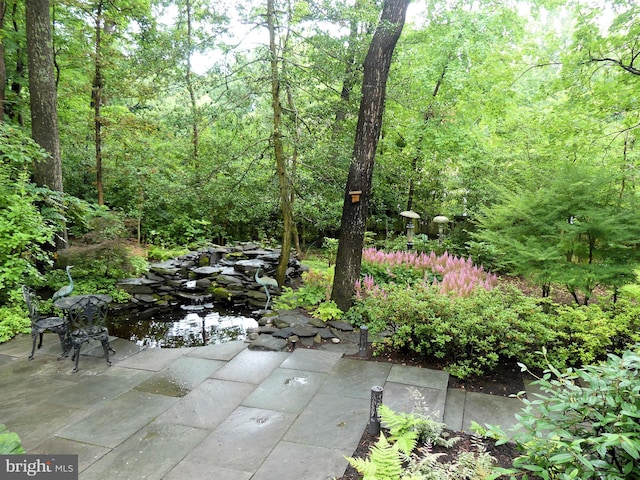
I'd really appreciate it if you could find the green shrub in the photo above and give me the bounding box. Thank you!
[273,269,333,310]
[0,297,30,343]
[356,283,559,378]
[0,424,25,454]
[484,345,640,480]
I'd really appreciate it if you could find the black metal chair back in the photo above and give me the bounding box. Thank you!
[66,295,114,372]
[22,286,68,360]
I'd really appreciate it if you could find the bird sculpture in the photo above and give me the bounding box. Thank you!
[52,265,74,301]
[255,267,278,310]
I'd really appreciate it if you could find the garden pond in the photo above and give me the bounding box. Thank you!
[107,302,259,348]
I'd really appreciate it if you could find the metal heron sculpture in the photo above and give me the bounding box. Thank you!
[255,267,278,310]
[52,265,74,301]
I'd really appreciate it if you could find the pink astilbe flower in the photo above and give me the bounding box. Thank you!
[354,274,387,300]
[361,248,497,297]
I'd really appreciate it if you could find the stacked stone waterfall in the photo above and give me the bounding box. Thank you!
[117,244,303,314]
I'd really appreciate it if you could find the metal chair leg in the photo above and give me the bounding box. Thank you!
[29,332,38,360]
[72,345,81,373]
[101,338,113,366]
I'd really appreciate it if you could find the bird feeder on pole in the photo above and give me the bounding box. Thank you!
[400,210,420,250]
[432,215,449,246]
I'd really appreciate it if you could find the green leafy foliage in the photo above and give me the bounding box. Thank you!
[348,401,499,480]
[347,432,405,480]
[471,166,640,304]
[0,125,55,301]
[484,345,640,480]
[351,282,558,378]
[0,295,30,343]
[0,424,25,454]
[273,269,333,310]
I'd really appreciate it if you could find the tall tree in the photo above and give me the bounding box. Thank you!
[25,0,62,192]
[331,0,409,311]
[266,0,294,286]
[0,0,5,121]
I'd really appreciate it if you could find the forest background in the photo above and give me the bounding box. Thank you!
[1,0,640,317]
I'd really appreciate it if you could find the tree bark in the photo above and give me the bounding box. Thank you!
[185,0,199,163]
[331,0,409,311]
[267,0,294,286]
[0,0,5,121]
[92,0,105,206]
[26,0,66,249]
[26,0,62,192]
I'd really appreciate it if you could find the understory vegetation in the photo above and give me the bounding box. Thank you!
[278,247,640,380]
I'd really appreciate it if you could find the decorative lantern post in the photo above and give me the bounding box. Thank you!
[400,210,420,250]
[432,215,449,246]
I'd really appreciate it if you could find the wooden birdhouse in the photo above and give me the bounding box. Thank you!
[349,190,362,203]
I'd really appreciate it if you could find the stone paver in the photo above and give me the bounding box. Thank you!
[79,421,209,480]
[241,368,327,413]
[0,334,527,480]
[156,378,255,429]
[211,348,288,384]
[184,406,297,473]
[134,356,225,397]
[319,357,392,398]
[56,390,177,448]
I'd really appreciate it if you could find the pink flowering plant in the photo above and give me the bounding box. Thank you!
[359,248,497,298]
[347,249,561,378]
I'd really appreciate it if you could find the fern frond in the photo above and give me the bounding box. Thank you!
[347,432,404,480]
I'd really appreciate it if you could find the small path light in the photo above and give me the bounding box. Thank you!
[432,215,449,246]
[358,325,369,358]
[368,385,384,435]
[400,210,420,250]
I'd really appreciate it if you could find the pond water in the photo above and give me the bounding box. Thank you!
[107,304,259,348]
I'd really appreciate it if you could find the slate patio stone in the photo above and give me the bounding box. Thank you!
[184,406,296,473]
[280,348,343,373]
[382,381,447,423]
[156,378,255,429]
[251,441,348,480]
[134,356,225,397]
[318,357,392,399]
[241,368,326,414]
[80,421,209,480]
[56,390,177,448]
[211,348,288,384]
[283,393,369,450]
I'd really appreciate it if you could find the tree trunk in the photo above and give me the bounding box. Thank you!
[0,0,5,121]
[26,0,62,192]
[26,0,66,249]
[185,0,199,162]
[331,0,409,311]
[92,0,105,206]
[8,2,25,125]
[267,0,293,286]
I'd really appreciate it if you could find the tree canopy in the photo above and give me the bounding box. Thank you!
[1,0,639,297]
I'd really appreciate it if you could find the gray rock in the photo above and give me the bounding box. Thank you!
[248,335,288,351]
[292,325,319,337]
[316,328,335,339]
[192,266,221,276]
[272,327,294,338]
[308,317,326,328]
[327,321,354,331]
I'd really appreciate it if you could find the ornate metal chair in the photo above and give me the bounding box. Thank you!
[66,295,115,373]
[22,285,68,360]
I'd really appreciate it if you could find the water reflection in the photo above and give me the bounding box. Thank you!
[108,309,258,348]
